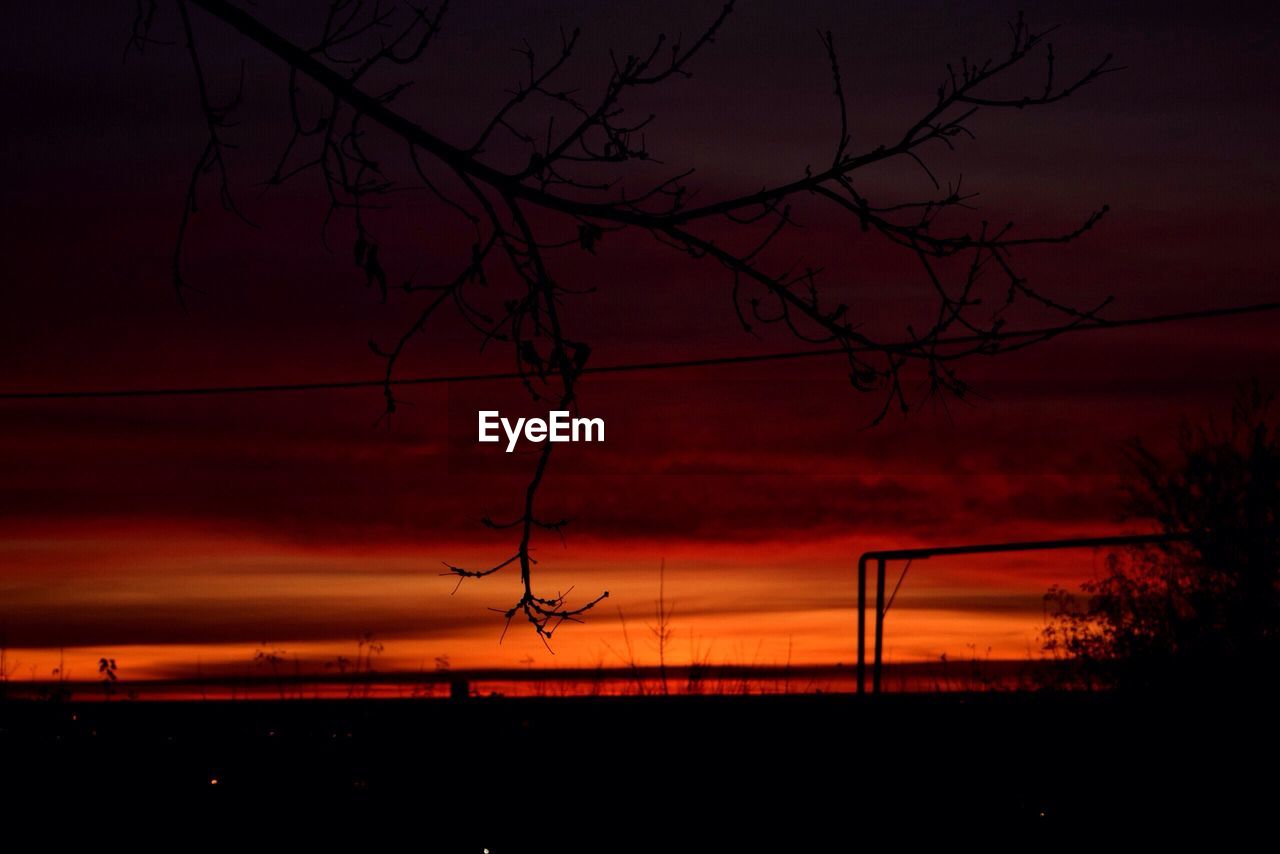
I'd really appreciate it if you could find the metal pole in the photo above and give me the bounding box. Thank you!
[856,555,867,695]
[873,557,886,694]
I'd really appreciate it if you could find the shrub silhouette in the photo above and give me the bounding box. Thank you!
[1043,384,1280,691]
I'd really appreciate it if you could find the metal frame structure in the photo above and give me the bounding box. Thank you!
[855,532,1192,694]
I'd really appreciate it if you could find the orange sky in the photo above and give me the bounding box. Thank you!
[2,520,1125,681]
[1,350,1260,683]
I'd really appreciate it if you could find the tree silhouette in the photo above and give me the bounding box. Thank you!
[129,1,1119,641]
[1043,384,1280,691]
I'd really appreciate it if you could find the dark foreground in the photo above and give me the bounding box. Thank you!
[1,692,1273,842]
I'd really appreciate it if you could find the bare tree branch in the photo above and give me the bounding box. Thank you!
[135,0,1120,638]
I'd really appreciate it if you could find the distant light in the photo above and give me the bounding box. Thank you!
[210,778,219,786]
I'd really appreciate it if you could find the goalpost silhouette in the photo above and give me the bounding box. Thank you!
[855,532,1192,694]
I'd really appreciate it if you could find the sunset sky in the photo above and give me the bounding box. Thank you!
[1,0,1278,687]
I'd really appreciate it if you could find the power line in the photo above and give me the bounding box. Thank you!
[2,301,1277,402]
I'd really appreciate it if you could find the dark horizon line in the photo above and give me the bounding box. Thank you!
[3,658,1041,689]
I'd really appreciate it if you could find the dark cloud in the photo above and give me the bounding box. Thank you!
[0,597,498,648]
